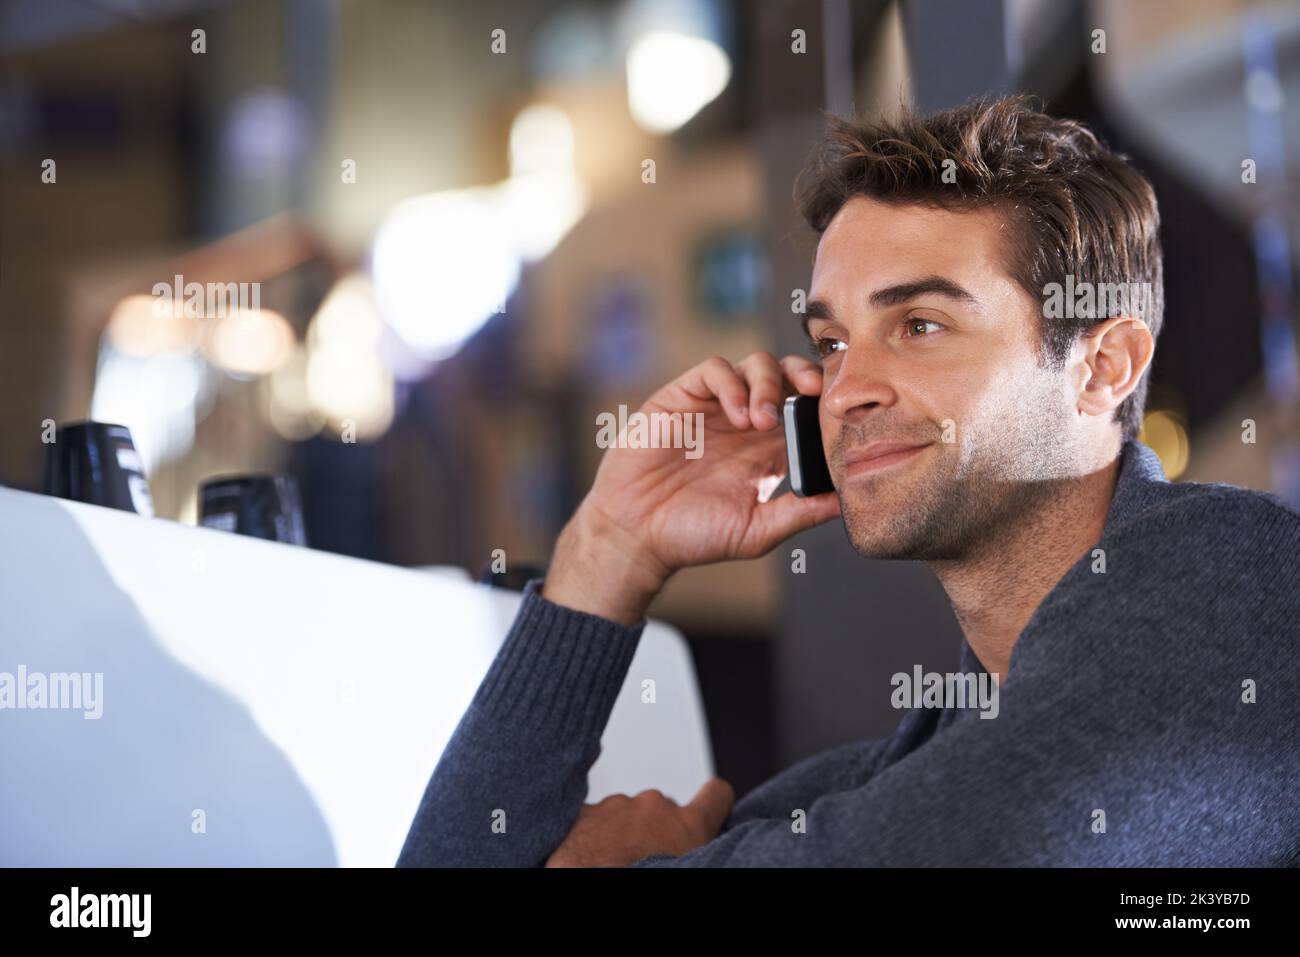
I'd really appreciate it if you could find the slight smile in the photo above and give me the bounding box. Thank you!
[841,442,932,480]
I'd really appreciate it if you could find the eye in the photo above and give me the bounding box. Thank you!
[808,335,846,360]
[902,316,944,338]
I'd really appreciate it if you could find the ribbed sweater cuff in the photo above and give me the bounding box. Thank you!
[470,578,647,743]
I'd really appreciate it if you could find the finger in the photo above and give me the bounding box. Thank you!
[750,489,841,549]
[733,352,790,429]
[683,777,735,840]
[676,356,751,430]
[735,354,825,428]
[779,355,825,396]
[633,788,677,806]
[750,354,823,398]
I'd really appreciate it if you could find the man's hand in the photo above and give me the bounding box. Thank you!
[543,353,841,624]
[544,778,735,868]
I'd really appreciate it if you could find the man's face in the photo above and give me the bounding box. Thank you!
[805,196,1080,561]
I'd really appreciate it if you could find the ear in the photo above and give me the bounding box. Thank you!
[1074,315,1155,419]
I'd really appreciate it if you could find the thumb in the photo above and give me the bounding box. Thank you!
[684,777,735,839]
[750,489,841,551]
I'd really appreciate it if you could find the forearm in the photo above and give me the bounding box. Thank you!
[540,502,669,626]
[396,579,646,867]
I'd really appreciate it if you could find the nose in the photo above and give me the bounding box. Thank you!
[820,343,900,425]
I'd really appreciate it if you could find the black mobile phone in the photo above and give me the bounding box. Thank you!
[783,395,834,497]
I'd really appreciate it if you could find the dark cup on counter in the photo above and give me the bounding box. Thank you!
[199,474,307,546]
[42,421,155,516]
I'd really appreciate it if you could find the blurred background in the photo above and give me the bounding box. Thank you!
[2,0,1298,797]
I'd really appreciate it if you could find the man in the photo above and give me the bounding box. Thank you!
[397,95,1300,867]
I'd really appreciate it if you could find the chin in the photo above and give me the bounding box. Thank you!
[841,520,915,560]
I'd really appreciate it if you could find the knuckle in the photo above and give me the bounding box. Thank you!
[680,807,709,838]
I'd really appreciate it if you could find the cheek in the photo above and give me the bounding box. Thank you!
[971,358,1064,435]
[907,363,985,427]
[934,334,1045,414]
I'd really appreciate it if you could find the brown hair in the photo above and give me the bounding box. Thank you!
[793,94,1163,444]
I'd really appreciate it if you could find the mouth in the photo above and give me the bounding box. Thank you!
[839,441,932,480]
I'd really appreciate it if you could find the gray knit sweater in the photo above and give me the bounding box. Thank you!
[397,438,1300,866]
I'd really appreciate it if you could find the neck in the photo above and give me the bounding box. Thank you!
[927,452,1122,684]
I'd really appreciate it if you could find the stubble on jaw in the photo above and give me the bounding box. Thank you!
[835,373,1080,563]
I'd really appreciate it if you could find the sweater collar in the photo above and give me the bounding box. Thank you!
[1101,438,1169,538]
[953,438,1169,683]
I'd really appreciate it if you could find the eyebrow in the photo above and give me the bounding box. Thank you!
[802,275,979,338]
